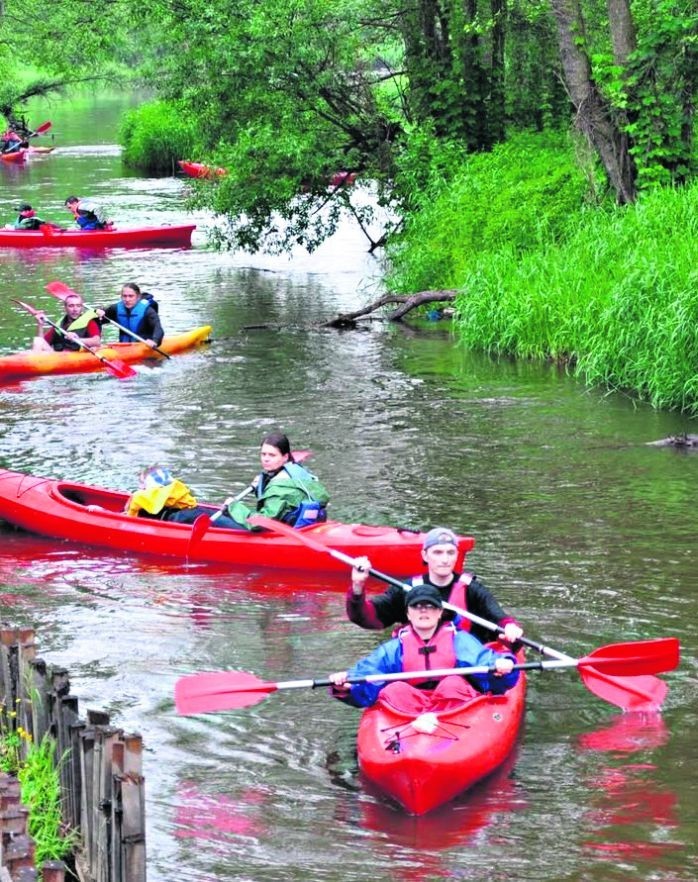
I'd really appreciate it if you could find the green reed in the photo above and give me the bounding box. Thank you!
[386,131,697,413]
[120,99,198,173]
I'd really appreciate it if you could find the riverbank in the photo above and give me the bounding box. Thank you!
[385,132,698,414]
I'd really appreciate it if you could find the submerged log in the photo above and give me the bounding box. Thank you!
[646,434,698,449]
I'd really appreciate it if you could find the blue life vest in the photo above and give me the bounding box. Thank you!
[115,299,150,342]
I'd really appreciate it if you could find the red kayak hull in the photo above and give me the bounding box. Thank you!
[0,469,475,573]
[357,662,526,815]
[0,326,211,381]
[0,224,195,248]
[178,161,227,179]
[0,149,27,163]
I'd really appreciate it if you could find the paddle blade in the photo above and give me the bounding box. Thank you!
[189,514,212,546]
[175,671,277,715]
[102,357,138,380]
[34,121,52,134]
[579,638,680,676]
[580,667,668,712]
[45,281,76,301]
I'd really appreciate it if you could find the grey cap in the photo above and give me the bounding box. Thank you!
[422,527,458,552]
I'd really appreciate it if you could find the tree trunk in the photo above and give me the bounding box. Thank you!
[550,0,637,203]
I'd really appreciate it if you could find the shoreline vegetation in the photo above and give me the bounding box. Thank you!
[4,0,695,415]
[121,109,697,415]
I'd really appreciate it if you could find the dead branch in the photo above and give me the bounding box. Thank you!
[322,289,457,328]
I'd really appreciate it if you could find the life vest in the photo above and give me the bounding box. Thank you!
[52,310,98,352]
[408,575,473,631]
[398,622,458,686]
[115,299,150,341]
[255,461,328,527]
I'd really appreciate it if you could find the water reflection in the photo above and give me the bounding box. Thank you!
[578,713,686,876]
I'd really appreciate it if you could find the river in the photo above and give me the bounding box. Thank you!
[0,92,696,882]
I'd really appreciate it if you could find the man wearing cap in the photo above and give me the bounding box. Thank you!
[330,583,518,711]
[346,526,523,646]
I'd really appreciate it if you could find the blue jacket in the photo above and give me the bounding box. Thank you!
[339,630,519,708]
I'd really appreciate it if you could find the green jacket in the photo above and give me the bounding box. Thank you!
[228,470,330,531]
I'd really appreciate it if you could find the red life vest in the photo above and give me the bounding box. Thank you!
[398,622,457,685]
[410,574,474,632]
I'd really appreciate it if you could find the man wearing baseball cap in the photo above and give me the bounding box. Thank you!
[331,580,518,711]
[346,525,523,646]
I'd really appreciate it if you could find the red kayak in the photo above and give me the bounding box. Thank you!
[0,149,27,164]
[0,469,474,572]
[0,223,196,249]
[357,655,526,815]
[178,161,227,179]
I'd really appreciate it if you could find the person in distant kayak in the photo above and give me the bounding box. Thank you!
[123,465,241,527]
[347,527,524,646]
[330,584,518,713]
[96,283,164,348]
[11,202,50,231]
[0,128,26,154]
[31,293,102,353]
[64,195,111,230]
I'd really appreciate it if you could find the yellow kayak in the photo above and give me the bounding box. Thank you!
[0,325,212,381]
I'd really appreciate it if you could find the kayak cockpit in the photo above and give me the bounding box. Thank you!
[54,482,128,514]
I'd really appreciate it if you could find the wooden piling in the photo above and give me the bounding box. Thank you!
[0,628,147,882]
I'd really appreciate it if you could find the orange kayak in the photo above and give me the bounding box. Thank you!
[0,326,211,380]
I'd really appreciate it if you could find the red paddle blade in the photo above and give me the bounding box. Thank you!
[34,121,52,134]
[189,514,212,545]
[45,281,77,301]
[580,667,668,712]
[579,638,680,677]
[101,357,138,380]
[175,671,277,715]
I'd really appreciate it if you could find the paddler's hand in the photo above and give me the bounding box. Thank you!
[493,657,515,677]
[351,557,371,594]
[145,339,156,348]
[95,308,105,318]
[329,671,350,694]
[500,622,523,644]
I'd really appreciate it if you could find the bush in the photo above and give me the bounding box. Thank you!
[120,99,199,173]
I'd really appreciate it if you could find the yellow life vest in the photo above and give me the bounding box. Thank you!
[125,479,197,517]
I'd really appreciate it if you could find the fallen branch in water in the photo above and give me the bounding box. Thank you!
[322,289,457,328]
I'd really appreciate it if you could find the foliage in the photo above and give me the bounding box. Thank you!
[386,131,593,294]
[593,0,698,189]
[18,734,78,864]
[120,100,198,173]
[452,181,698,413]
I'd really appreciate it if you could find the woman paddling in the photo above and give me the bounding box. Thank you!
[330,584,518,713]
[211,431,330,530]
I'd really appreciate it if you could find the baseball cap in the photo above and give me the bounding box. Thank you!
[406,584,443,608]
[15,203,32,213]
[422,527,458,552]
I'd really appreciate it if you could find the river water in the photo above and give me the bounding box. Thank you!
[0,93,696,882]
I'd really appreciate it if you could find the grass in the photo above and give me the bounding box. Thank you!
[385,130,698,413]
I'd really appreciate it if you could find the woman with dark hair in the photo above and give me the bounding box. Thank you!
[221,432,330,530]
[96,282,164,348]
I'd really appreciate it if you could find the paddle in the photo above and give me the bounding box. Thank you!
[174,638,679,715]
[187,450,313,547]
[45,281,171,360]
[12,299,137,380]
[247,515,676,711]
[31,121,52,137]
